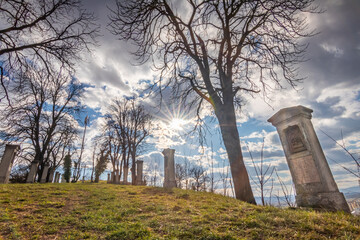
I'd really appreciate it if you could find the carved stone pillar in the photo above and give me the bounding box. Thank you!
[162,148,176,188]
[0,144,20,183]
[26,161,39,183]
[268,105,350,212]
[136,160,144,185]
[40,163,50,183]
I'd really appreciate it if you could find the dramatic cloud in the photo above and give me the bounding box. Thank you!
[68,0,360,196]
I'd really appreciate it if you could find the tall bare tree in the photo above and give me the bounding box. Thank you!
[72,116,89,183]
[104,99,152,185]
[0,64,83,182]
[109,0,317,203]
[127,101,152,185]
[0,0,98,102]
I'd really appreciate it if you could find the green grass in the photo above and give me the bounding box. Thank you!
[0,183,359,239]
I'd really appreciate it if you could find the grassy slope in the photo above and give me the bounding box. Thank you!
[0,183,359,240]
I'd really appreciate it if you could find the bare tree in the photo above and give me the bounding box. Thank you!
[190,163,208,191]
[246,138,274,205]
[208,142,217,193]
[109,0,317,203]
[104,99,152,185]
[126,101,152,185]
[320,130,360,185]
[275,169,295,208]
[72,116,89,183]
[46,125,77,181]
[219,157,230,196]
[94,148,109,183]
[175,163,187,188]
[0,64,83,182]
[103,105,127,184]
[0,0,98,102]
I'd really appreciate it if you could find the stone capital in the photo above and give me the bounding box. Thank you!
[268,105,313,127]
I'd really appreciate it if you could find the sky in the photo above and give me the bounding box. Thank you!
[66,0,360,202]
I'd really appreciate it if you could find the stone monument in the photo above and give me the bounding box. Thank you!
[162,148,176,188]
[40,163,50,183]
[54,172,59,183]
[48,168,55,183]
[136,160,144,185]
[0,144,20,183]
[26,160,39,183]
[268,105,350,212]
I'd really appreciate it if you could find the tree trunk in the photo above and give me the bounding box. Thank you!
[215,104,256,204]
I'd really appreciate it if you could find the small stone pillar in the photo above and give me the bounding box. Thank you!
[115,169,120,184]
[0,144,20,183]
[110,171,115,183]
[268,105,350,212]
[40,163,50,183]
[162,148,176,188]
[136,160,144,185]
[61,175,66,183]
[107,173,111,183]
[48,168,55,183]
[26,161,39,183]
[54,172,59,183]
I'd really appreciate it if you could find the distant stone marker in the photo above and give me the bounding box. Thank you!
[107,173,111,183]
[40,163,50,183]
[162,148,176,188]
[0,144,20,183]
[268,105,350,212]
[48,168,55,183]
[136,160,144,185]
[26,160,39,183]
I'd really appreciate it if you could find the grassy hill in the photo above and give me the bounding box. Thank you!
[0,183,359,240]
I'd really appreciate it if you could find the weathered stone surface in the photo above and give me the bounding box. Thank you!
[40,163,50,183]
[268,105,350,212]
[26,161,39,183]
[107,173,111,183]
[0,144,20,183]
[48,168,55,183]
[136,160,144,185]
[54,172,59,183]
[115,169,120,184]
[162,148,176,188]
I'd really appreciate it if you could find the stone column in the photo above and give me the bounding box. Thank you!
[115,169,120,184]
[54,172,59,183]
[136,160,144,185]
[162,148,176,188]
[123,167,129,184]
[40,163,50,183]
[0,144,20,183]
[268,105,350,212]
[26,161,39,183]
[48,168,55,183]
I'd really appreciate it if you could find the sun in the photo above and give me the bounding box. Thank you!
[169,118,188,131]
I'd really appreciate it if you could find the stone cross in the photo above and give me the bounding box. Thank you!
[162,148,176,188]
[26,160,39,183]
[40,163,50,183]
[268,105,350,212]
[0,144,20,183]
[136,160,144,185]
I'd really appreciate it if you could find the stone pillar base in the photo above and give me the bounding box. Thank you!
[296,191,350,212]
